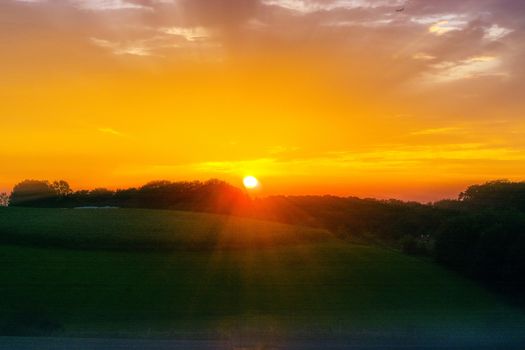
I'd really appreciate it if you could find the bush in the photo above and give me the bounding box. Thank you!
[400,234,433,255]
[433,209,525,292]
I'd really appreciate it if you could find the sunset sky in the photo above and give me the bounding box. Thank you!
[1,0,524,201]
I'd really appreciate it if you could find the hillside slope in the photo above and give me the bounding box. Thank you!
[0,207,330,250]
[0,208,523,340]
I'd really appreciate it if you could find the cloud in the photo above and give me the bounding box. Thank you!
[410,127,462,136]
[412,52,436,61]
[160,26,211,42]
[428,20,457,35]
[91,37,156,56]
[90,38,113,48]
[261,0,404,13]
[408,13,469,36]
[116,46,152,56]
[484,24,513,41]
[172,143,525,179]
[363,144,525,162]
[320,143,525,169]
[323,18,394,28]
[12,0,153,9]
[71,0,151,11]
[422,56,505,83]
[98,127,124,136]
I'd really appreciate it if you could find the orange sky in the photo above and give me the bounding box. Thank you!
[1,0,524,201]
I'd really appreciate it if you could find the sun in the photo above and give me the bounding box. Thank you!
[243,176,259,189]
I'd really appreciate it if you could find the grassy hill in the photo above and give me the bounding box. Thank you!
[0,207,523,337]
[0,207,330,250]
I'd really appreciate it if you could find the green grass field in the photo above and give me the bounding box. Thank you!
[0,207,523,337]
[0,207,330,250]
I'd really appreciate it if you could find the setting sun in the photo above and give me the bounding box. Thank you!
[243,176,259,189]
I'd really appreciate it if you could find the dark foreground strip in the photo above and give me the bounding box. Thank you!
[1,336,525,350]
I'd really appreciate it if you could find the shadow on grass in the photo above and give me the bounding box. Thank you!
[1,307,63,336]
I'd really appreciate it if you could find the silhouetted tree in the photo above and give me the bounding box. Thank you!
[433,214,483,270]
[0,192,9,207]
[85,188,115,206]
[460,180,525,212]
[51,180,72,197]
[9,180,57,207]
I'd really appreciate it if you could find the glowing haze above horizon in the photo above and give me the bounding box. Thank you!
[1,0,524,201]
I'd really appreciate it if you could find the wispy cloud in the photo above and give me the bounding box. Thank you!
[422,56,505,83]
[153,143,525,178]
[261,0,403,13]
[98,127,124,136]
[484,24,513,41]
[71,0,151,11]
[323,18,394,28]
[428,20,466,35]
[410,127,462,136]
[90,27,220,57]
[13,0,46,3]
[91,37,153,56]
[90,37,115,50]
[160,27,211,42]
[412,52,436,61]
[411,14,469,35]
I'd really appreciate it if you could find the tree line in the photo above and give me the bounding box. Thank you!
[4,178,525,294]
[259,181,525,295]
[7,179,250,214]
